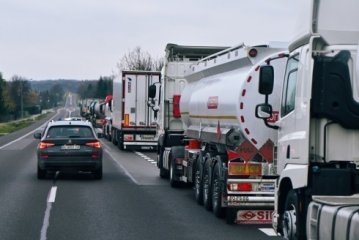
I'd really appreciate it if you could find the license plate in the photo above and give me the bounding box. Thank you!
[139,135,155,140]
[237,210,273,224]
[61,145,80,150]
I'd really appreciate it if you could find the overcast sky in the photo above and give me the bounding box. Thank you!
[0,0,308,80]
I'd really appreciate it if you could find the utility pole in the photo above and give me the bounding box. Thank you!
[20,81,24,119]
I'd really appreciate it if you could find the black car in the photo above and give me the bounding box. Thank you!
[34,120,103,179]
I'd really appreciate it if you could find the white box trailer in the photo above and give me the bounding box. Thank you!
[112,70,160,150]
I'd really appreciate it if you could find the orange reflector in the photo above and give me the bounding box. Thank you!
[228,163,262,176]
[124,114,129,127]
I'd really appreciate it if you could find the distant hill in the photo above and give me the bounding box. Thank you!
[30,79,96,93]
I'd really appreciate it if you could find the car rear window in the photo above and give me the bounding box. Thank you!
[46,126,94,138]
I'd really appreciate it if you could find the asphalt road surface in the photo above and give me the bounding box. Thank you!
[0,99,281,239]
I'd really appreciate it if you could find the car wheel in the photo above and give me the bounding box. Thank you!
[37,165,46,179]
[158,148,169,179]
[93,166,103,180]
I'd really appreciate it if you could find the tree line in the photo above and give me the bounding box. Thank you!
[0,73,65,121]
[0,46,163,121]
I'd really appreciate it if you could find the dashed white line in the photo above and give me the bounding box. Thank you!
[134,151,156,164]
[40,185,58,240]
[47,186,57,203]
[259,228,278,236]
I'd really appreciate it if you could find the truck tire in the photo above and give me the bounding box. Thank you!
[37,165,46,179]
[212,163,224,218]
[169,148,182,188]
[282,190,306,240]
[112,129,118,145]
[195,159,203,205]
[158,148,169,178]
[202,160,212,211]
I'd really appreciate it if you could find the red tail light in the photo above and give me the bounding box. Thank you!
[173,95,181,118]
[86,141,101,149]
[227,183,253,192]
[39,142,55,149]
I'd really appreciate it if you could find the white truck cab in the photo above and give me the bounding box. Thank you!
[256,0,359,239]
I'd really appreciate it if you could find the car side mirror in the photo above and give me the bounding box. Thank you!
[259,65,274,95]
[34,132,42,139]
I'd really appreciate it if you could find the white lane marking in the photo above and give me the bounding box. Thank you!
[41,184,59,240]
[40,202,52,240]
[47,186,57,203]
[150,162,157,164]
[134,151,156,163]
[0,109,62,150]
[259,228,278,236]
[103,145,139,185]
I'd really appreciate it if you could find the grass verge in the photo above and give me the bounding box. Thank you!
[0,113,49,136]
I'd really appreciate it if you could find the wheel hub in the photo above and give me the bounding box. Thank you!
[282,208,296,239]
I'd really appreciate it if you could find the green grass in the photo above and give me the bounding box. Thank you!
[0,113,49,136]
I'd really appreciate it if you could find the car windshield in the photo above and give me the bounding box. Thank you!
[46,126,94,138]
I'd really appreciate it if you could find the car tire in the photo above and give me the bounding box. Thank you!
[93,166,103,180]
[37,165,46,179]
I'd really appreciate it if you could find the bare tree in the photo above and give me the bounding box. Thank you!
[117,47,164,71]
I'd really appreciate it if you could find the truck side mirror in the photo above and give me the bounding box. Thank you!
[148,85,156,98]
[259,65,274,95]
[255,103,272,119]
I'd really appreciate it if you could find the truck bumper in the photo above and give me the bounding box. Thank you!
[123,141,158,151]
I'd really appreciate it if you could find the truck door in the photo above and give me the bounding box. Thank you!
[277,47,311,175]
[124,73,160,127]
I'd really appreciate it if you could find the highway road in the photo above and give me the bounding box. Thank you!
[0,95,280,240]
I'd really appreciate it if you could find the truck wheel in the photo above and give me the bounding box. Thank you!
[202,160,212,211]
[212,163,224,218]
[118,139,124,150]
[37,165,46,179]
[169,153,180,188]
[158,149,169,179]
[195,160,203,205]
[225,208,237,224]
[111,129,118,145]
[282,190,305,240]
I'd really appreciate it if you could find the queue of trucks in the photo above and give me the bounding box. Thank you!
[78,0,359,239]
